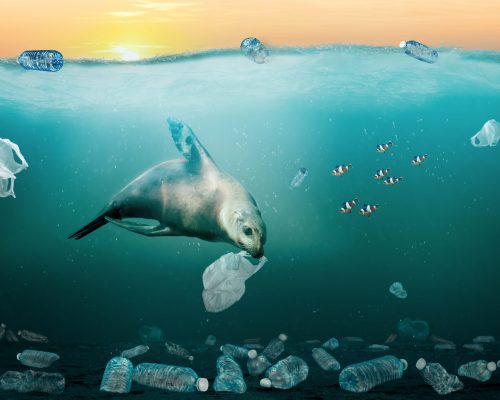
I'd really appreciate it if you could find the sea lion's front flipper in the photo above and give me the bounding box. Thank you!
[166,117,214,167]
[105,217,179,236]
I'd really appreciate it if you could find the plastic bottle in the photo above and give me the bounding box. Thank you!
[240,37,269,64]
[463,343,484,352]
[262,333,287,361]
[339,355,407,393]
[220,344,253,359]
[121,344,149,359]
[17,330,48,343]
[0,370,65,394]
[133,363,208,392]
[473,336,495,344]
[399,40,438,63]
[457,360,496,382]
[247,353,271,376]
[17,50,64,72]
[138,325,164,344]
[205,334,216,346]
[0,323,5,341]
[17,349,60,368]
[312,348,340,371]
[260,355,309,389]
[434,343,456,351]
[367,344,390,352]
[322,337,339,351]
[214,355,247,393]
[5,329,19,342]
[289,168,308,189]
[416,358,464,395]
[165,340,193,361]
[100,357,133,393]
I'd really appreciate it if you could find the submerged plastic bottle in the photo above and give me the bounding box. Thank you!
[0,323,5,341]
[0,370,65,394]
[121,344,149,359]
[17,50,64,72]
[220,344,253,359]
[312,348,341,371]
[260,356,309,389]
[416,358,464,395]
[17,349,60,369]
[240,37,269,64]
[339,355,407,393]
[165,341,194,361]
[247,353,271,376]
[17,330,48,343]
[133,363,208,392]
[262,333,288,361]
[100,357,133,393]
[457,360,497,382]
[289,168,309,189]
[399,40,438,64]
[322,337,339,351]
[214,355,247,393]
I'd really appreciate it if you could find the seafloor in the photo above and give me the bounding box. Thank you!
[1,341,500,399]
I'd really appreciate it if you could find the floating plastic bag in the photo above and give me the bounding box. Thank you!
[0,138,28,198]
[470,119,500,147]
[202,251,267,313]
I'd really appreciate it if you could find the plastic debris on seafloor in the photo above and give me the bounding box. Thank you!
[389,282,408,299]
[0,138,28,198]
[470,120,500,147]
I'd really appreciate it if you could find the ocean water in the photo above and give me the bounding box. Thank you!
[1,46,500,398]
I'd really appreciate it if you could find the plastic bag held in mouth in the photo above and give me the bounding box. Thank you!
[202,251,267,313]
[0,138,29,198]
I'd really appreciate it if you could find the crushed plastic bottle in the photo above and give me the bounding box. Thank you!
[262,334,288,361]
[367,344,390,352]
[0,138,28,198]
[399,40,438,63]
[121,345,149,359]
[463,343,484,352]
[205,334,216,346]
[17,50,64,72]
[17,330,48,343]
[247,353,271,376]
[389,282,407,299]
[458,360,496,382]
[0,370,65,394]
[470,119,500,147]
[260,356,309,389]
[100,357,133,393]
[165,341,193,361]
[289,167,309,189]
[17,350,60,369]
[339,355,407,393]
[240,37,269,64]
[322,337,339,350]
[220,344,253,359]
[139,325,165,344]
[133,363,208,392]
[473,335,495,344]
[203,252,267,312]
[416,358,463,395]
[214,355,247,393]
[312,348,340,371]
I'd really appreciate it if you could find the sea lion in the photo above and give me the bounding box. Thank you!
[69,117,266,258]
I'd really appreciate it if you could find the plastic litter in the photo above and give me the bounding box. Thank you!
[121,345,149,359]
[165,340,193,361]
[220,344,253,359]
[247,353,271,376]
[289,167,309,189]
[473,335,495,344]
[0,370,65,394]
[416,358,463,395]
[17,50,64,72]
[458,360,496,382]
[400,40,438,63]
[389,282,407,299]
[17,330,48,343]
[260,356,309,390]
[434,343,456,351]
[17,350,60,369]
[470,119,500,147]
[367,344,390,352]
[240,37,269,64]
[0,138,28,198]
[463,343,484,352]
[312,348,340,371]
[322,337,339,350]
[133,363,208,392]
[262,334,287,361]
[100,357,133,393]
[214,355,247,393]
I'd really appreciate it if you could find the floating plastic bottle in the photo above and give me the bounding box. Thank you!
[457,360,496,382]
[133,363,208,392]
[416,358,463,395]
[367,344,390,352]
[17,50,64,72]
[121,344,149,359]
[220,344,253,359]
[0,370,65,394]
[463,343,484,352]
[473,335,495,344]
[100,357,133,393]
[389,282,407,299]
[322,337,339,350]
[289,167,309,189]
[214,355,247,393]
[247,353,271,376]
[399,40,438,63]
[240,37,269,64]
[339,355,407,393]
[260,356,308,389]
[17,350,60,369]
[139,325,165,344]
[165,341,193,361]
[205,334,216,346]
[470,119,500,147]
[262,334,287,361]
[17,330,48,343]
[312,348,340,371]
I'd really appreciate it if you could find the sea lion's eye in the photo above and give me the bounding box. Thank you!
[243,227,253,236]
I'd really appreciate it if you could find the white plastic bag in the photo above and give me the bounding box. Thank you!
[0,138,28,198]
[202,251,267,313]
[470,119,500,147]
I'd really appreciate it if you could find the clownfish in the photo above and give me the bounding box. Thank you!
[411,154,428,166]
[359,204,379,217]
[374,169,390,180]
[376,141,393,153]
[332,164,352,177]
[340,198,358,214]
[383,177,403,186]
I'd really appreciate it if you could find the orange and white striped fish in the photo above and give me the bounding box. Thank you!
[332,164,352,177]
[374,169,390,179]
[359,204,379,217]
[340,198,358,214]
[376,141,393,153]
[383,177,403,186]
[411,154,428,166]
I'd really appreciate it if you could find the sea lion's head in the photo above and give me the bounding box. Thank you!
[223,205,266,258]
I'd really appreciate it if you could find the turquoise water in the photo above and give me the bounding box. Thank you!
[0,46,499,346]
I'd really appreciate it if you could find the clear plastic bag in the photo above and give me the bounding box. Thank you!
[470,119,500,147]
[0,138,28,198]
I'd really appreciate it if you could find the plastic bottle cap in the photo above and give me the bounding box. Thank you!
[188,356,194,361]
[16,353,21,361]
[248,349,258,359]
[279,333,288,342]
[487,362,497,372]
[196,378,209,392]
[400,359,408,371]
[260,378,272,388]
[416,358,426,370]
[399,41,407,48]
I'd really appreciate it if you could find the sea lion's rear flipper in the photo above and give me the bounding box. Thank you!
[166,117,214,167]
[105,217,179,236]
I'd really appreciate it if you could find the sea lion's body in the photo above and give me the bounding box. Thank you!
[69,118,266,257]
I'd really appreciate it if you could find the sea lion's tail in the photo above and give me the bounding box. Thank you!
[68,207,120,240]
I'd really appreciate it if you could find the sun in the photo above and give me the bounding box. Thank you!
[113,47,141,61]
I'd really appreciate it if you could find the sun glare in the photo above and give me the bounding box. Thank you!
[114,47,141,61]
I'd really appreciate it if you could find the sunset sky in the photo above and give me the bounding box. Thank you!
[1,0,499,60]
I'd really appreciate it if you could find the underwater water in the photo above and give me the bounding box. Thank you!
[1,46,500,398]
